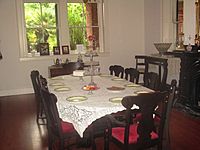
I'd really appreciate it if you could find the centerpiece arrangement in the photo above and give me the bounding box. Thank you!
[83,35,99,94]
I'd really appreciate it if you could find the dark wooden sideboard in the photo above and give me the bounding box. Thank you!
[48,65,67,77]
[48,61,99,77]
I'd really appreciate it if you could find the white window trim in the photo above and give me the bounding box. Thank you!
[16,0,105,60]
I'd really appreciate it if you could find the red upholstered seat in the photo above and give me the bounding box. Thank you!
[112,124,158,144]
[61,120,75,133]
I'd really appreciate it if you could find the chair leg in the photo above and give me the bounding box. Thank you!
[59,140,64,150]
[91,136,96,150]
[36,99,40,124]
[104,129,110,150]
[158,143,163,150]
[39,101,43,117]
[37,99,47,125]
[48,135,53,150]
[162,123,171,150]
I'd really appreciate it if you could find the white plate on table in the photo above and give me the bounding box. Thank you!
[99,74,112,77]
[109,97,123,103]
[66,96,88,102]
[111,78,126,81]
[50,77,64,80]
[107,86,125,93]
[124,83,141,87]
[49,82,65,86]
[134,90,151,94]
[54,87,71,92]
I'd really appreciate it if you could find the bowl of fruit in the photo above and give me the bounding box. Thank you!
[82,85,99,91]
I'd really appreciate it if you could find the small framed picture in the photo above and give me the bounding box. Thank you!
[39,43,49,56]
[62,45,69,54]
[53,46,60,55]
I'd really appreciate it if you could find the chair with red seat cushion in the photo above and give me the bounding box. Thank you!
[131,79,177,149]
[104,91,168,150]
[40,87,80,150]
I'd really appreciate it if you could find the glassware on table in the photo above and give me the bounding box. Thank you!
[84,50,99,87]
[82,84,99,95]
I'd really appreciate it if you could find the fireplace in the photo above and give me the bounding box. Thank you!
[178,52,200,113]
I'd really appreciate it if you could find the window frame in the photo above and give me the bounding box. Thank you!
[16,0,105,59]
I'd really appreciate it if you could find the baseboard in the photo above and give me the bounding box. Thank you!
[0,88,34,97]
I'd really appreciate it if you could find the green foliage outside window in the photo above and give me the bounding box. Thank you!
[24,2,93,52]
[67,3,88,50]
[24,3,58,52]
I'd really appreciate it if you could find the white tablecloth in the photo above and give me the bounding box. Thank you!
[48,75,152,137]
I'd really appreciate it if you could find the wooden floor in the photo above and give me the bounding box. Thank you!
[0,94,200,150]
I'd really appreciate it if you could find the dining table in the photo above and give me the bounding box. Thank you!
[48,74,153,137]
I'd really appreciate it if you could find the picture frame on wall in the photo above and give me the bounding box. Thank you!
[62,45,69,54]
[53,46,60,55]
[39,43,49,56]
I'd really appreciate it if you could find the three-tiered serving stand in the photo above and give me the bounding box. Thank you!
[84,50,98,87]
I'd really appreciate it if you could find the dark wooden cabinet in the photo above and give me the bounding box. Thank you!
[48,61,99,77]
[48,62,84,77]
[153,51,200,113]
[48,65,67,77]
[178,52,200,112]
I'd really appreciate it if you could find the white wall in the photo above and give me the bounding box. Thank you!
[144,0,161,55]
[183,0,196,45]
[0,0,161,96]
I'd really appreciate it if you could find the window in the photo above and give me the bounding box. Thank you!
[24,3,58,53]
[17,0,104,58]
[68,2,100,51]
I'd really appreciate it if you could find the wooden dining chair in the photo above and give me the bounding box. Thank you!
[144,56,168,91]
[40,87,81,150]
[130,79,177,150]
[104,91,169,150]
[109,65,124,78]
[135,55,146,83]
[30,70,46,125]
[124,68,139,83]
[144,72,160,90]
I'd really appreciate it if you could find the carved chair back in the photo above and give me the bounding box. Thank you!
[144,72,160,90]
[124,68,139,83]
[144,56,168,91]
[109,65,124,78]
